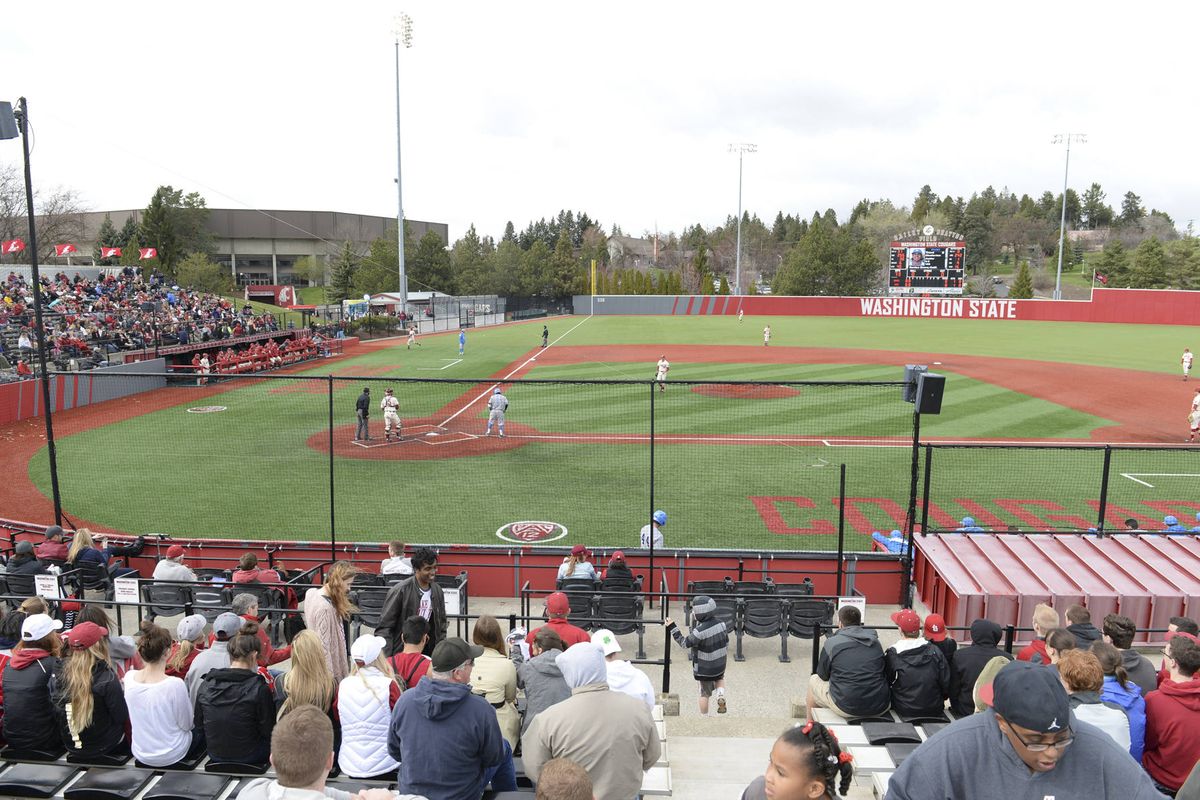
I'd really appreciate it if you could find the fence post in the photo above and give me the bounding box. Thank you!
[648,379,656,609]
[327,376,336,563]
[810,625,823,677]
[920,444,933,536]
[901,408,922,606]
[836,463,847,597]
[1004,624,1016,655]
[662,623,671,695]
[1097,445,1112,533]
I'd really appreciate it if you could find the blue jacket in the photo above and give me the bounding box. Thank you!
[388,676,506,800]
[1101,674,1146,762]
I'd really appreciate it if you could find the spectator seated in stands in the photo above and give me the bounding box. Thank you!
[528,592,591,649]
[50,621,131,761]
[232,551,297,609]
[34,525,68,562]
[0,610,26,652]
[15,359,32,379]
[66,528,145,579]
[185,612,242,705]
[195,621,277,767]
[277,630,336,734]
[1043,629,1077,667]
[165,614,207,679]
[1092,641,1146,761]
[380,540,413,576]
[151,545,197,582]
[1101,613,1158,698]
[666,596,730,715]
[602,550,634,584]
[5,540,49,576]
[1057,649,1131,753]
[1159,617,1200,687]
[470,615,521,751]
[230,592,291,667]
[1017,603,1060,664]
[516,628,571,738]
[535,758,594,800]
[557,544,597,582]
[923,613,957,664]
[124,620,201,767]
[3,613,64,752]
[740,720,854,800]
[387,637,516,799]
[885,609,951,719]
[76,605,142,679]
[887,660,1164,799]
[523,640,661,800]
[337,634,402,780]
[1143,632,1200,795]
[239,705,416,800]
[949,618,1013,718]
[593,628,655,710]
[1162,515,1188,533]
[956,516,985,532]
[388,615,432,689]
[1064,604,1102,649]
[806,605,890,721]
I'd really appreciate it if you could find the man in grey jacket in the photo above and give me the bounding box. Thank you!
[516,628,571,735]
[885,660,1167,800]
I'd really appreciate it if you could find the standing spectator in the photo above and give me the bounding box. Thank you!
[124,621,199,767]
[230,593,292,667]
[923,613,957,664]
[949,618,1013,718]
[740,721,854,800]
[470,615,521,750]
[49,622,130,760]
[1101,613,1158,698]
[380,540,413,577]
[34,525,68,562]
[1143,633,1200,795]
[1057,649,1131,753]
[1017,603,1060,664]
[806,605,889,721]
[194,622,276,767]
[387,638,514,800]
[1044,629,1077,667]
[354,386,371,442]
[557,545,596,582]
[3,614,64,752]
[593,628,655,710]
[639,510,667,550]
[1093,641,1146,761]
[186,612,242,705]
[666,597,730,714]
[528,592,591,649]
[388,616,432,689]
[1065,605,1102,649]
[304,561,357,684]
[523,642,660,800]
[885,609,950,719]
[151,545,197,583]
[337,634,402,780]
[378,548,447,658]
[166,614,207,680]
[517,628,571,737]
[0,610,26,653]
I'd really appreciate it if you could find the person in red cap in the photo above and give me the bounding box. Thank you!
[603,551,634,584]
[557,545,596,582]
[151,544,197,583]
[885,608,951,719]
[50,621,131,760]
[923,612,957,664]
[528,593,591,649]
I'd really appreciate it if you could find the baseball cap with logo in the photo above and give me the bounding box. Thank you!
[610,550,626,564]
[546,592,570,616]
[176,614,207,642]
[21,613,63,642]
[890,608,921,634]
[988,660,1072,734]
[923,613,948,642]
[431,637,483,672]
[570,544,590,558]
[66,621,109,650]
[351,634,387,664]
[591,628,621,656]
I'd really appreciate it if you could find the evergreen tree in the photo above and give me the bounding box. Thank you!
[1080,183,1114,229]
[327,241,359,303]
[115,215,139,248]
[409,231,454,294]
[139,186,212,276]
[491,239,523,297]
[1094,240,1130,287]
[1130,237,1167,288]
[1009,261,1034,299]
[1119,191,1145,227]
[718,275,730,295]
[912,185,937,221]
[550,227,578,298]
[518,240,553,296]
[93,216,118,264]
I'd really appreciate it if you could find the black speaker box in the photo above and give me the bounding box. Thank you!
[916,372,945,414]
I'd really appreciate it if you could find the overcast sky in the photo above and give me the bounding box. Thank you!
[4,1,1198,244]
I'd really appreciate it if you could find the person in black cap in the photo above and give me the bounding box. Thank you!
[35,525,69,562]
[886,659,1167,799]
[354,387,371,442]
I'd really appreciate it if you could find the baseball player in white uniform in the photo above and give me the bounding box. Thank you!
[1182,348,1193,380]
[1192,387,1200,412]
[655,355,670,393]
[485,387,508,437]
[380,388,401,441]
[1189,407,1200,443]
[640,510,667,549]
[407,326,421,350]
[763,325,771,346]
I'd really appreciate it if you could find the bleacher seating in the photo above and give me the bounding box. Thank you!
[684,579,835,662]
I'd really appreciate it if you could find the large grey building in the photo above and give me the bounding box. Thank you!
[72,208,448,286]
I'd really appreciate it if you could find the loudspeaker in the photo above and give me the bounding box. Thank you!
[916,372,945,414]
[903,364,927,403]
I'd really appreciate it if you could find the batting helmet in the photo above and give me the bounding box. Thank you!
[494,388,502,394]
[653,510,667,526]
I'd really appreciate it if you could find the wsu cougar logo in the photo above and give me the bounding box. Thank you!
[496,521,568,544]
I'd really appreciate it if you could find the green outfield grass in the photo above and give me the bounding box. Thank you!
[26,315,1198,550]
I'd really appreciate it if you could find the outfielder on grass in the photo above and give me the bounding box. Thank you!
[665,596,729,715]
[486,387,508,437]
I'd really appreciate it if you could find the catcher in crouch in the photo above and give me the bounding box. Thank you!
[380,387,402,442]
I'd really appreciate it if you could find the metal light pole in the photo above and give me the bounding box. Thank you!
[1051,133,1086,300]
[729,143,756,296]
[1,98,63,524]
[394,14,414,309]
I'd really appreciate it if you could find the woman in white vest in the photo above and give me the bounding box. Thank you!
[335,634,402,779]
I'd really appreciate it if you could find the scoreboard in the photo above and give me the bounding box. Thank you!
[888,227,966,296]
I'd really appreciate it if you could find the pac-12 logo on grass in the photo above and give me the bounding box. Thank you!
[496,521,568,544]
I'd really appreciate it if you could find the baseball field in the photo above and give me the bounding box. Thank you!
[10,313,1200,551]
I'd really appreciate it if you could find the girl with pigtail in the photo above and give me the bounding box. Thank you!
[741,720,855,800]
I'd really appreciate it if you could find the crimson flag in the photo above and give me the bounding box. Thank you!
[1095,273,1108,285]
[100,247,122,259]
[1,239,25,254]
[54,244,77,256]
[139,247,158,260]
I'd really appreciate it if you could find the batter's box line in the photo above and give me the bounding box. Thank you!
[421,430,478,446]
[1120,472,1200,488]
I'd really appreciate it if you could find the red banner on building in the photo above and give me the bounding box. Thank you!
[1,239,24,254]
[54,243,77,256]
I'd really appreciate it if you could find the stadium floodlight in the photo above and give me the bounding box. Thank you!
[393,14,415,308]
[1051,133,1086,301]
[2,98,63,524]
[729,143,757,296]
